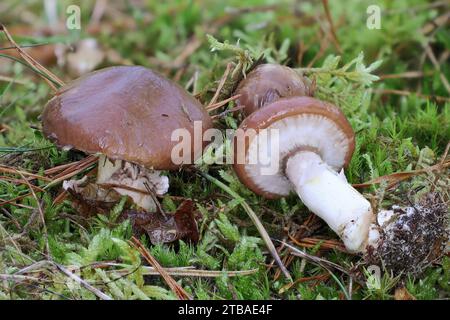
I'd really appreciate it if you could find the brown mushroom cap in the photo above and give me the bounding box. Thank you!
[233,96,355,199]
[42,66,213,170]
[235,64,312,116]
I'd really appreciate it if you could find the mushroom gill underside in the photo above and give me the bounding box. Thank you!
[244,113,351,196]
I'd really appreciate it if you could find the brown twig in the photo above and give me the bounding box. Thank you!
[89,0,108,27]
[129,236,192,300]
[16,171,50,257]
[0,194,33,209]
[378,71,429,80]
[0,176,46,192]
[289,235,348,253]
[101,263,258,278]
[0,75,29,85]
[44,159,92,176]
[0,274,44,283]
[321,0,342,53]
[421,12,450,34]
[275,239,355,279]
[307,28,330,68]
[210,105,245,120]
[423,42,450,94]
[372,88,450,103]
[0,24,64,89]
[205,94,241,112]
[353,158,450,189]
[207,62,233,108]
[431,141,450,191]
[279,273,330,293]
[0,123,11,133]
[52,190,68,205]
[0,165,52,182]
[45,155,98,188]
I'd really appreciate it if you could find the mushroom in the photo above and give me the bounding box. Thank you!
[62,38,105,77]
[42,66,213,212]
[235,64,313,116]
[233,96,374,252]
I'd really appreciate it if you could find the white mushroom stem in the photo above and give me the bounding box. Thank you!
[285,151,374,252]
[96,155,169,212]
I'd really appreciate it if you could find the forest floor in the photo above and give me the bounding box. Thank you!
[0,0,448,300]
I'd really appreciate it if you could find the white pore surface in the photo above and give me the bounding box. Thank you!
[97,155,169,211]
[286,151,373,252]
[245,114,350,196]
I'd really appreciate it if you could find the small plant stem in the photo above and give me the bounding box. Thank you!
[0,24,65,89]
[295,67,349,78]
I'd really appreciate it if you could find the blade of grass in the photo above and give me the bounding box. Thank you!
[16,170,50,257]
[0,24,64,89]
[0,146,54,153]
[0,53,61,88]
[200,171,292,281]
[207,62,232,108]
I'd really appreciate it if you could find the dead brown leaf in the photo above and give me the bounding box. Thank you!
[122,200,199,244]
[65,179,122,217]
[394,286,417,300]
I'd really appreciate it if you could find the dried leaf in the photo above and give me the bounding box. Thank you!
[122,200,199,244]
[394,286,416,300]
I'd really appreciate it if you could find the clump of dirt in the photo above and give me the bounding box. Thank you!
[365,192,449,276]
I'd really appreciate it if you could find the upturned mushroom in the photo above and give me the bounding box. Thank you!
[235,63,313,116]
[42,66,213,212]
[233,96,374,252]
[232,66,448,273]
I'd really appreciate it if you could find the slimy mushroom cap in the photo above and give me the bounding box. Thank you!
[42,66,213,170]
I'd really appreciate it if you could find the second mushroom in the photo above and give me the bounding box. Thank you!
[233,64,377,253]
